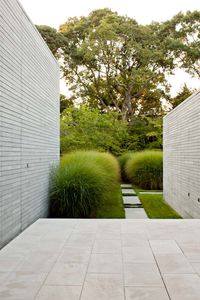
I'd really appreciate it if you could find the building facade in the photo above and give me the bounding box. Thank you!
[0,0,60,247]
[163,90,200,218]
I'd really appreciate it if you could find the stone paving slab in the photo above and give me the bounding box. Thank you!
[123,196,141,205]
[1,219,200,300]
[122,189,136,195]
[121,184,132,189]
[125,208,148,219]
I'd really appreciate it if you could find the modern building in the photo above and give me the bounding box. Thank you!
[0,0,60,248]
[163,90,200,218]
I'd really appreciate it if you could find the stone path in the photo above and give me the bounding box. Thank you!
[1,219,200,300]
[121,184,148,219]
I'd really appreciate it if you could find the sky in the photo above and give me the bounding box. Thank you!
[20,0,200,96]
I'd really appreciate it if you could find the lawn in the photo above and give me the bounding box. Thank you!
[138,193,182,219]
[130,185,182,218]
[133,185,162,193]
[96,184,125,218]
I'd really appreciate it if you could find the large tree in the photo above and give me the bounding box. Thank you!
[59,9,174,120]
[37,10,200,120]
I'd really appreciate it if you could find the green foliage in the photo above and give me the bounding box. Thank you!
[60,105,128,156]
[96,184,125,218]
[118,152,133,182]
[60,105,163,155]
[50,151,123,218]
[138,194,182,219]
[60,94,74,113]
[170,84,195,108]
[127,116,163,150]
[39,10,199,121]
[160,11,200,78]
[126,151,163,189]
[36,25,65,58]
[59,9,173,120]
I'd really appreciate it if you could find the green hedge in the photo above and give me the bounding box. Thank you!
[50,151,120,218]
[126,150,163,190]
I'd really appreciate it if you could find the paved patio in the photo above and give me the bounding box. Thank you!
[0,219,200,299]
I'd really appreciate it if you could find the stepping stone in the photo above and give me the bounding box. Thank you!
[121,184,132,188]
[139,192,163,195]
[122,189,136,195]
[123,196,141,205]
[125,208,148,219]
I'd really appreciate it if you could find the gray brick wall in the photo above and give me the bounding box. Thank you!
[163,90,200,218]
[0,0,60,247]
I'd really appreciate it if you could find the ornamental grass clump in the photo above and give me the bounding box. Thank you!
[126,150,163,190]
[50,151,120,218]
[118,152,134,182]
[91,151,121,182]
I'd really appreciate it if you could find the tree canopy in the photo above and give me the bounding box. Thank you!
[36,25,65,58]
[158,11,200,78]
[37,9,199,120]
[59,9,173,120]
[170,84,195,108]
[37,9,199,156]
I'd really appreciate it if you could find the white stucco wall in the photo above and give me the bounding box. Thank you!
[163,90,200,218]
[0,0,60,247]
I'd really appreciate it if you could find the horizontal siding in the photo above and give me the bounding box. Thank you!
[0,0,60,248]
[163,90,200,218]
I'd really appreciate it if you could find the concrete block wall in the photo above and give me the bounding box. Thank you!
[163,90,200,218]
[0,0,60,248]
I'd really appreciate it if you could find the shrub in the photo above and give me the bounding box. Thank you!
[118,152,134,182]
[126,150,163,190]
[60,105,128,156]
[50,151,120,218]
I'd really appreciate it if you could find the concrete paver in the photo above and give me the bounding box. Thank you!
[123,196,141,205]
[36,285,82,300]
[163,274,200,300]
[0,219,200,300]
[120,184,132,188]
[81,273,124,300]
[125,208,148,219]
[122,188,136,195]
[155,253,195,274]
[124,262,163,286]
[45,262,87,285]
[125,287,169,300]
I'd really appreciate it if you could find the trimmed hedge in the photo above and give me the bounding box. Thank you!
[126,150,163,190]
[50,151,120,218]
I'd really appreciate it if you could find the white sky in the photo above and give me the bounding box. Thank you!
[20,0,200,96]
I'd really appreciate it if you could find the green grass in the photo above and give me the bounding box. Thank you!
[138,194,182,219]
[133,185,162,193]
[96,184,125,218]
